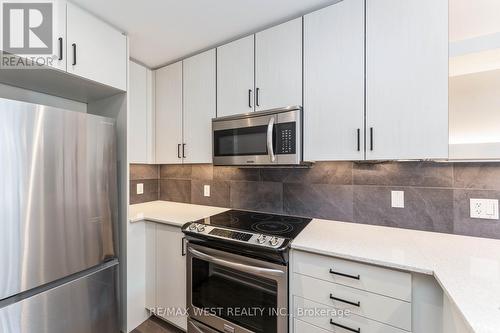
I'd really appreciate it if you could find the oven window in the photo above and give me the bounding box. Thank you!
[192,258,278,333]
[214,126,269,156]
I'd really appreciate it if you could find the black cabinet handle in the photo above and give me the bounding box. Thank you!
[256,87,260,107]
[177,144,181,159]
[181,237,187,256]
[330,293,360,307]
[72,43,76,65]
[329,268,360,280]
[248,89,252,108]
[357,128,360,151]
[182,143,186,158]
[370,127,374,151]
[330,320,360,333]
[58,37,63,60]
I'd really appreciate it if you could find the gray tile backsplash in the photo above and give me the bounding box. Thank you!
[130,161,500,239]
[354,186,454,233]
[230,181,283,213]
[159,179,191,203]
[284,183,353,220]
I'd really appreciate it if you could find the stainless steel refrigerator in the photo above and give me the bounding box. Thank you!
[0,98,120,333]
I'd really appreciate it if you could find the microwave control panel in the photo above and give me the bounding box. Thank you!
[276,122,296,155]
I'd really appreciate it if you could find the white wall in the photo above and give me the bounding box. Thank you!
[450,69,500,145]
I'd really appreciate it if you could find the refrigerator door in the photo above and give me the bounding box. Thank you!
[0,98,117,300]
[0,262,119,333]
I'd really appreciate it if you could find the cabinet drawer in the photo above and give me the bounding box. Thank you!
[295,318,329,333]
[293,296,410,333]
[293,251,411,301]
[293,273,411,331]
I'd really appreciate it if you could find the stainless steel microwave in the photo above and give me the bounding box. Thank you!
[212,106,302,166]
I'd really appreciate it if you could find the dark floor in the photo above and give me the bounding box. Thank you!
[131,316,184,333]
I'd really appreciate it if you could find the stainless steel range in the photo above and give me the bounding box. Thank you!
[182,210,312,333]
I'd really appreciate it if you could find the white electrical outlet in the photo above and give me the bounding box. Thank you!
[470,199,499,219]
[136,183,144,195]
[391,191,405,208]
[204,185,210,197]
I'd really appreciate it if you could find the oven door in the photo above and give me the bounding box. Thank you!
[187,243,288,333]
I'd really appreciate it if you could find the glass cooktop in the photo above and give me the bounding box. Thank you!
[195,210,312,239]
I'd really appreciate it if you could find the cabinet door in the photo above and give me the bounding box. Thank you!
[49,0,66,71]
[255,18,302,111]
[129,61,155,163]
[155,62,183,164]
[366,0,448,160]
[66,2,127,90]
[304,0,365,161]
[145,222,156,311]
[183,49,216,164]
[216,35,255,117]
[156,224,187,331]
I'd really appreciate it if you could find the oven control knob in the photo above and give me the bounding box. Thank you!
[196,225,206,232]
[256,234,267,244]
[189,223,197,231]
[269,237,280,246]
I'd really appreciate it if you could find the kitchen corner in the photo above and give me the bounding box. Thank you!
[129,200,500,333]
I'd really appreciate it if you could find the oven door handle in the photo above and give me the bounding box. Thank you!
[188,247,284,278]
[267,117,276,162]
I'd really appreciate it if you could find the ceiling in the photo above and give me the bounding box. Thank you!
[71,0,337,68]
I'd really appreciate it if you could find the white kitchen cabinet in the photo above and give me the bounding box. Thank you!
[49,0,67,71]
[304,0,365,161]
[365,0,448,160]
[255,18,302,111]
[145,222,156,311]
[66,2,127,90]
[155,224,187,331]
[216,35,255,117]
[155,61,183,164]
[129,61,155,164]
[182,49,216,164]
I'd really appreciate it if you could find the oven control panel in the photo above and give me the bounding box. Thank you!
[184,223,286,249]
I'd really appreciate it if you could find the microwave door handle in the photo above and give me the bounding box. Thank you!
[267,117,276,162]
[188,247,284,278]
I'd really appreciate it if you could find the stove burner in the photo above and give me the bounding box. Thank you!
[251,221,294,235]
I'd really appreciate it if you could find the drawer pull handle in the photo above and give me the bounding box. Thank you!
[329,268,360,280]
[330,319,361,333]
[330,294,361,307]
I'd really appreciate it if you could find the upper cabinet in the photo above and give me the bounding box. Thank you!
[216,35,255,117]
[304,0,365,161]
[304,0,448,162]
[49,0,67,71]
[183,49,216,164]
[154,51,216,165]
[216,18,302,117]
[255,18,303,111]
[129,61,155,164]
[365,0,448,160]
[155,61,183,164]
[67,2,127,90]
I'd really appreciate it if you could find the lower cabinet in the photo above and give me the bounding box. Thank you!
[145,222,187,331]
[291,249,412,333]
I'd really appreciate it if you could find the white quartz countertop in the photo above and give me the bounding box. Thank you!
[129,200,228,227]
[292,219,500,333]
